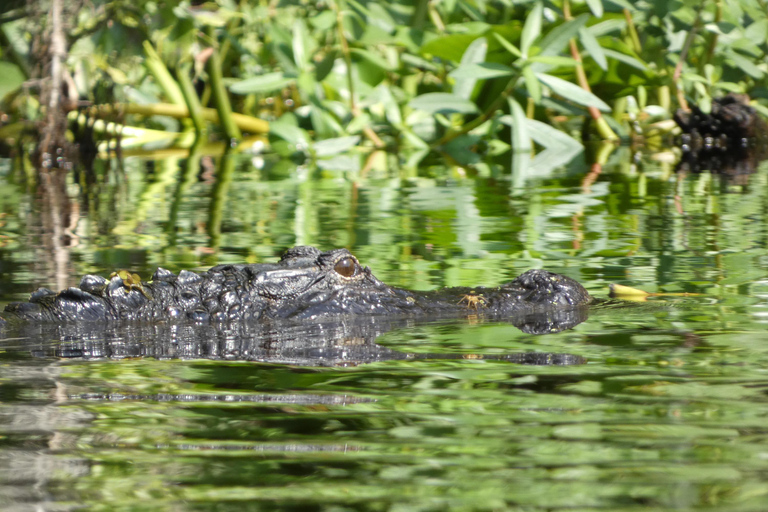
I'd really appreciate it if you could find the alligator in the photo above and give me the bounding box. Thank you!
[0,246,592,331]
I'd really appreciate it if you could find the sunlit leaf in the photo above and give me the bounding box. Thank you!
[744,19,768,46]
[292,18,313,69]
[367,3,396,33]
[351,48,396,71]
[726,50,764,78]
[507,98,530,153]
[450,62,515,80]
[521,1,543,57]
[605,0,635,9]
[309,10,336,31]
[230,72,295,95]
[585,0,604,17]
[535,73,611,112]
[528,56,578,67]
[269,119,310,147]
[602,48,648,70]
[589,19,627,37]
[525,118,582,151]
[578,27,607,70]
[409,93,479,115]
[420,34,478,62]
[538,14,589,57]
[523,66,541,103]
[454,37,488,100]
[314,136,362,157]
[0,62,24,98]
[492,33,522,58]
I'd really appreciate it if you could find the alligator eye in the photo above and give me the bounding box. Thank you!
[334,257,357,278]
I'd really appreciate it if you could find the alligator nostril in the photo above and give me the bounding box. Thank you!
[334,257,357,278]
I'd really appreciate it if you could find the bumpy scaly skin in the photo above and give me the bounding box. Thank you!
[0,246,592,326]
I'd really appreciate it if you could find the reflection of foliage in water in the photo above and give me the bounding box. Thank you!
[1,153,768,299]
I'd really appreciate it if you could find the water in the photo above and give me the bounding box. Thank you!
[2,152,768,511]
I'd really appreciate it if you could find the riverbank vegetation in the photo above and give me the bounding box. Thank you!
[1,0,767,178]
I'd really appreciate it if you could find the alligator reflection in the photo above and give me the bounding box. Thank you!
[8,307,589,367]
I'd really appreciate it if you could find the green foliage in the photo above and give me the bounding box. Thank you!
[1,0,768,177]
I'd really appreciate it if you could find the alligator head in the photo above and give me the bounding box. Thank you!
[0,246,592,331]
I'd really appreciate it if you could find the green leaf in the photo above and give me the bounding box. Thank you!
[525,119,583,175]
[585,0,604,17]
[0,62,25,98]
[521,1,543,57]
[538,14,589,57]
[230,72,295,95]
[491,33,522,58]
[367,3,396,33]
[292,18,315,70]
[351,48,396,71]
[589,19,627,37]
[309,10,336,31]
[523,66,541,103]
[507,98,530,153]
[744,19,768,46]
[535,73,611,112]
[450,62,515,80]
[527,56,578,67]
[269,119,310,147]
[314,136,362,157]
[726,50,764,79]
[602,49,648,71]
[605,0,634,9]
[346,112,373,134]
[454,37,488,100]
[578,27,607,70]
[421,34,479,62]
[444,135,482,165]
[408,93,479,115]
[525,118,582,150]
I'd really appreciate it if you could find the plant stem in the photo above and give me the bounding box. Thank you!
[564,1,617,141]
[143,42,186,106]
[332,0,384,147]
[206,47,242,141]
[334,0,356,114]
[90,103,269,134]
[176,63,206,138]
[623,8,642,54]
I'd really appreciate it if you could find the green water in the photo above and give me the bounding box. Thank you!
[2,152,768,511]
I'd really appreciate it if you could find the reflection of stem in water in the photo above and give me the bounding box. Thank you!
[347,181,358,248]
[113,158,178,235]
[38,169,71,291]
[168,139,205,247]
[208,150,236,249]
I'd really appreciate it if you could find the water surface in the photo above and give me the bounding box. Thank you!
[1,153,768,510]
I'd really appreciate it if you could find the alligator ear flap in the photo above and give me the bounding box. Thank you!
[30,287,56,302]
[79,275,108,295]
